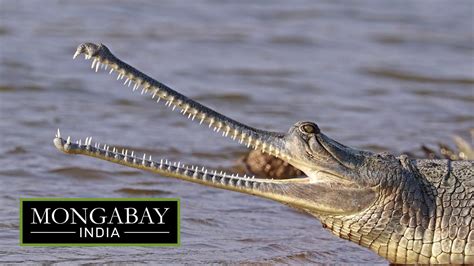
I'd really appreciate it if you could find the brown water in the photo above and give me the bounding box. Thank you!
[1,0,473,264]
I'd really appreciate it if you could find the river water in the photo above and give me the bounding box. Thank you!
[0,0,472,264]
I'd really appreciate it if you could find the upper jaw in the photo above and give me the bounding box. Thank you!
[73,42,291,162]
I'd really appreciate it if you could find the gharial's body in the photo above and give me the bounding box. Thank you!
[54,43,473,264]
[317,158,473,263]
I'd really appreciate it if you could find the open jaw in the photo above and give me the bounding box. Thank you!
[53,43,376,215]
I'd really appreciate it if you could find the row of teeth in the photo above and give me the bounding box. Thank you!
[73,51,287,160]
[55,129,260,182]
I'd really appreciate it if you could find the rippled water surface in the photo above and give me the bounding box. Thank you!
[1,0,473,264]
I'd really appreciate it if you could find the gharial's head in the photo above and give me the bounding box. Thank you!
[242,119,405,216]
[56,43,407,221]
[280,121,401,187]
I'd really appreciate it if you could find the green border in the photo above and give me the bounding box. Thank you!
[20,198,180,247]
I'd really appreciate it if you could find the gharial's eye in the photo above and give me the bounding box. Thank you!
[299,123,319,134]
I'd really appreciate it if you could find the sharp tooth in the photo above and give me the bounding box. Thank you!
[66,136,71,144]
[56,128,61,138]
[124,78,129,85]
[131,151,134,157]
[117,74,121,80]
[79,139,82,146]
[156,97,161,103]
[172,105,176,111]
[109,68,114,74]
[254,140,260,149]
[95,62,100,72]
[104,64,108,70]
[152,91,157,99]
[73,51,80,59]
[127,79,132,87]
[91,59,97,69]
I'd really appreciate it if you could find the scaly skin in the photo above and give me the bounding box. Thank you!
[54,43,473,264]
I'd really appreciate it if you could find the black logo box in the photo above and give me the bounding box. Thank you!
[20,198,180,246]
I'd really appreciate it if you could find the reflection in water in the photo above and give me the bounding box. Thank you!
[1,0,473,264]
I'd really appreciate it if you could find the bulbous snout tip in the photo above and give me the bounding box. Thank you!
[73,42,108,60]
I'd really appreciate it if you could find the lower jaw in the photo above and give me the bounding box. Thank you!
[53,133,307,185]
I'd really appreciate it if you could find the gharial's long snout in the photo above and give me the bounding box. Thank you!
[54,42,378,216]
[72,42,289,160]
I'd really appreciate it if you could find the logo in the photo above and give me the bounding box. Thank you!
[20,198,180,246]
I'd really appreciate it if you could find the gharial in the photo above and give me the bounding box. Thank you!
[54,42,473,264]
